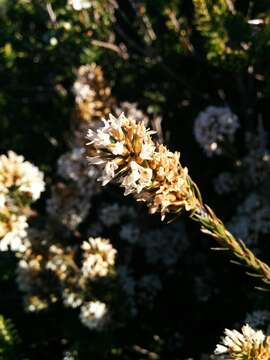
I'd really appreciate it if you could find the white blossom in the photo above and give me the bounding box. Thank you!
[0,151,45,201]
[214,324,269,359]
[68,0,91,11]
[79,301,108,330]
[121,161,152,195]
[0,215,28,252]
[81,237,117,279]
[140,142,155,160]
[98,161,118,186]
[62,290,83,309]
[194,106,239,157]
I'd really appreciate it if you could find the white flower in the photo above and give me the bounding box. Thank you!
[86,128,95,143]
[0,151,45,201]
[214,324,268,359]
[140,142,155,160]
[68,0,91,11]
[50,37,58,46]
[0,193,6,209]
[214,344,228,355]
[0,215,28,252]
[194,106,239,157]
[73,82,93,102]
[122,161,152,195]
[81,237,117,279]
[242,324,265,344]
[108,113,125,131]
[87,156,106,165]
[62,290,83,309]
[79,301,108,330]
[98,161,118,186]
[111,141,125,156]
[121,162,140,194]
[96,129,111,147]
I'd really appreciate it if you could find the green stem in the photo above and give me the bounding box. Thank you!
[192,202,270,286]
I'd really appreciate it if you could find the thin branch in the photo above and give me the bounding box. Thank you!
[91,39,129,59]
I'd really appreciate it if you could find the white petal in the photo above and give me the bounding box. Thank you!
[214,344,228,355]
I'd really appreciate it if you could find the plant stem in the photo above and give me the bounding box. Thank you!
[192,202,270,286]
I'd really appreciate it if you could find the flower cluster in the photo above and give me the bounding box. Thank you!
[81,237,117,279]
[86,113,198,219]
[16,227,116,330]
[0,212,28,252]
[72,64,153,148]
[0,151,45,252]
[214,324,270,359]
[194,106,239,157]
[16,228,76,311]
[212,122,270,247]
[68,0,91,11]
[0,151,44,201]
[46,148,99,230]
[79,300,108,330]
[140,221,187,267]
[59,65,154,229]
[241,129,270,186]
[73,64,116,124]
[229,193,270,245]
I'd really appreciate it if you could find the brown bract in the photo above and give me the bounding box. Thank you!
[138,144,198,219]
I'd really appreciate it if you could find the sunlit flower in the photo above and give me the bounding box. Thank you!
[62,290,83,309]
[73,64,115,125]
[0,213,28,252]
[81,237,117,279]
[98,161,118,186]
[121,161,152,195]
[16,228,78,312]
[214,324,270,359]
[68,0,91,11]
[86,113,198,219]
[0,151,45,201]
[79,300,108,330]
[0,151,43,251]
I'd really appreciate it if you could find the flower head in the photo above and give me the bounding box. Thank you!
[0,151,45,251]
[194,106,239,157]
[0,151,45,201]
[68,0,91,11]
[214,324,270,359]
[79,300,108,330]
[73,64,116,124]
[81,237,117,279]
[86,113,198,219]
[0,212,28,252]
